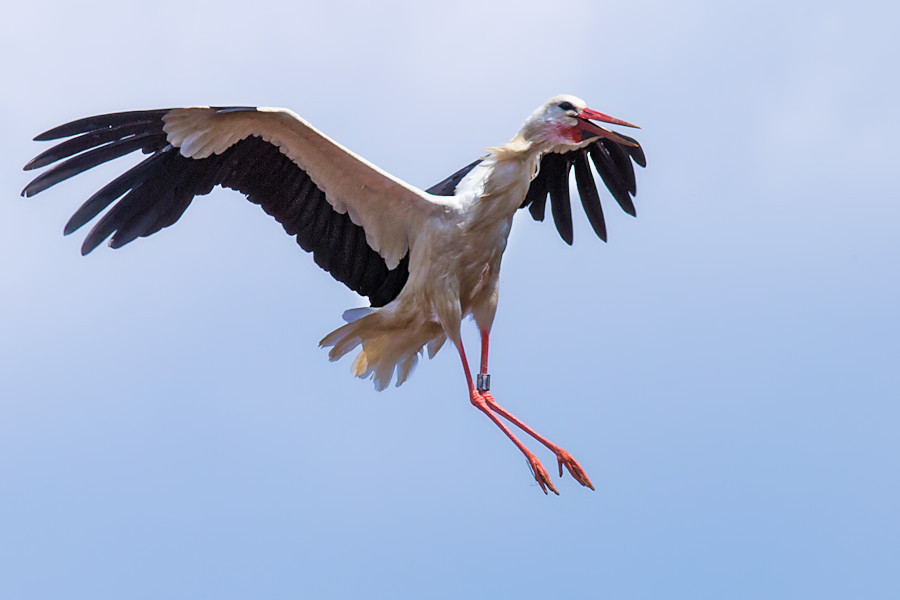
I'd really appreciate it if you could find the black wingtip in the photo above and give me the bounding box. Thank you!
[21,179,43,198]
[31,109,170,142]
[80,235,102,256]
[618,134,646,168]
[33,125,76,142]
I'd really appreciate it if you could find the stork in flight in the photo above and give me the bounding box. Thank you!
[22,95,645,494]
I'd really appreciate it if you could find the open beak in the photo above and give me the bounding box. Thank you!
[575,107,641,146]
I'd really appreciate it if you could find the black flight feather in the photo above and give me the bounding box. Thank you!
[23,109,412,307]
[515,136,645,243]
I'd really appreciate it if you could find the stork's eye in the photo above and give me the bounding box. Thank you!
[557,101,576,111]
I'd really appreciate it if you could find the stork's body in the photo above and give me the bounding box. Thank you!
[323,150,532,388]
[23,95,645,494]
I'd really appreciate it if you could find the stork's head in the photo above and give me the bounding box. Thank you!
[518,94,640,153]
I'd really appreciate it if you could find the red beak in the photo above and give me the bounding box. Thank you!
[575,107,640,146]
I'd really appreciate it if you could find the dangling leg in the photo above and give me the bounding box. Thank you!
[454,337,558,495]
[476,327,491,394]
[477,329,594,490]
[480,328,490,374]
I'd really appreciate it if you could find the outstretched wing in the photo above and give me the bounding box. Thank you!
[428,135,646,244]
[521,135,646,244]
[22,107,445,306]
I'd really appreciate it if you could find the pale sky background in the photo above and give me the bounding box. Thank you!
[2,1,898,598]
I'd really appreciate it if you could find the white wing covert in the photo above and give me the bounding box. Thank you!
[22,106,446,306]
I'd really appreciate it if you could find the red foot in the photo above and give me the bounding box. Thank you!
[555,448,595,491]
[480,391,594,491]
[470,391,559,494]
[525,449,559,495]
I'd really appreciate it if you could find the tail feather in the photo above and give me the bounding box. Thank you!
[395,353,419,387]
[342,307,374,323]
[320,309,445,390]
[426,335,447,359]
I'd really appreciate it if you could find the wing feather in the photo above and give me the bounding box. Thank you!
[589,142,636,217]
[161,107,441,269]
[517,136,646,243]
[32,109,170,141]
[573,152,607,242]
[22,133,165,196]
[521,164,548,221]
[543,153,574,245]
[22,107,427,307]
[425,159,482,196]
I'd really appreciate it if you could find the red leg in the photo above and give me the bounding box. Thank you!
[454,339,558,495]
[480,329,490,375]
[476,330,594,490]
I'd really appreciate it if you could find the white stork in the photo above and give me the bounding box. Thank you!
[22,95,645,494]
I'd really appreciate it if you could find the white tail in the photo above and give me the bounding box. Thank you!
[320,308,447,390]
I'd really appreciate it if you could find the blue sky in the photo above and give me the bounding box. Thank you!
[2,1,898,598]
